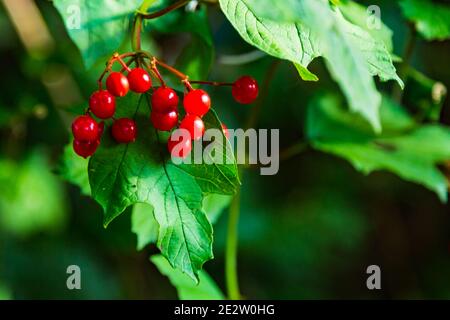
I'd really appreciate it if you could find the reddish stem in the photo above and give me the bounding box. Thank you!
[98,52,138,88]
[154,58,188,80]
[116,56,132,72]
[190,80,234,86]
[138,0,190,19]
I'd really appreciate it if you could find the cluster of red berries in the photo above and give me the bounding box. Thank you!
[71,68,147,158]
[71,53,259,159]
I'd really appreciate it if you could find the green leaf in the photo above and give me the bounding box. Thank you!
[131,194,231,251]
[151,255,225,299]
[178,111,240,195]
[53,0,142,68]
[220,0,402,132]
[339,0,394,52]
[131,203,158,250]
[306,94,450,202]
[0,150,68,236]
[399,0,450,41]
[219,0,321,81]
[57,141,91,196]
[88,93,239,281]
[203,194,233,224]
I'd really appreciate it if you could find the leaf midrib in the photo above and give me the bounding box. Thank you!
[156,129,195,276]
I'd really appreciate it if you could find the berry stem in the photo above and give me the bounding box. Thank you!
[121,57,136,72]
[154,58,188,81]
[153,57,193,90]
[98,53,138,89]
[115,55,132,72]
[182,79,194,91]
[137,0,190,19]
[189,80,234,86]
[97,69,110,90]
[145,60,167,87]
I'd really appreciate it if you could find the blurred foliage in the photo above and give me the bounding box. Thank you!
[0,149,67,236]
[0,0,449,300]
[151,254,224,299]
[399,0,450,41]
[307,94,450,202]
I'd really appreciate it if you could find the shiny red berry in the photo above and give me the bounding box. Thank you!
[180,114,205,140]
[183,89,211,117]
[89,90,116,119]
[106,72,129,97]
[72,115,99,141]
[128,68,152,93]
[221,123,230,139]
[73,139,100,158]
[151,110,178,131]
[168,133,192,159]
[232,76,259,104]
[152,87,179,113]
[112,118,137,143]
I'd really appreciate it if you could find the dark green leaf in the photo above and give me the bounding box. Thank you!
[131,203,158,250]
[53,0,142,68]
[400,0,450,40]
[132,193,232,251]
[306,94,450,202]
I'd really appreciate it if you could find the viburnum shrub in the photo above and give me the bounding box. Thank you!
[54,0,450,301]
[71,51,258,159]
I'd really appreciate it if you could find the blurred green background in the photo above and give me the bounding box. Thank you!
[0,0,450,299]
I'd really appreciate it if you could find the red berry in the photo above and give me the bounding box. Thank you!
[232,76,259,104]
[72,115,99,141]
[112,118,137,143]
[152,87,179,113]
[168,133,192,159]
[221,123,230,139]
[179,114,205,140]
[106,72,129,97]
[151,110,178,131]
[183,89,211,117]
[89,90,116,119]
[128,68,152,93]
[73,139,100,158]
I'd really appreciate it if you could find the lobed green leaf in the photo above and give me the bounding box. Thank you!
[306,94,450,202]
[88,92,239,281]
[219,0,403,132]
